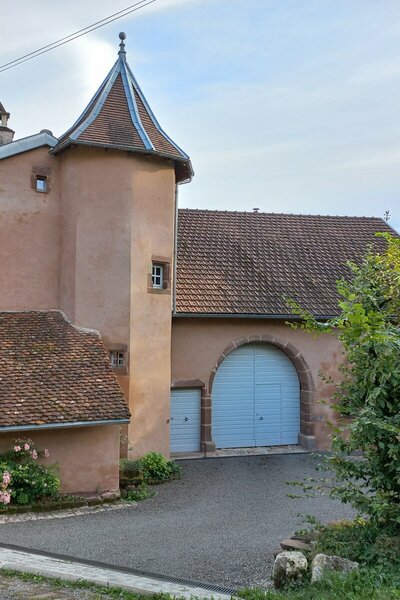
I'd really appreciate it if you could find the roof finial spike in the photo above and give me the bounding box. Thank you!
[118,32,127,58]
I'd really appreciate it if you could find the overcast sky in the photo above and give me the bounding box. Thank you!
[1,0,399,230]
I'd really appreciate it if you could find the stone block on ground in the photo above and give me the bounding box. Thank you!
[272,551,308,589]
[280,538,312,551]
[311,553,359,583]
[101,490,120,502]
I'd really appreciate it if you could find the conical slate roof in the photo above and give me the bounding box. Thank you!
[51,34,192,182]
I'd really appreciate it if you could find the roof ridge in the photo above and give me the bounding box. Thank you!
[177,208,388,221]
[0,309,101,337]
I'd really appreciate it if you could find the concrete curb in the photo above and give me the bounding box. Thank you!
[0,547,232,599]
[0,501,134,525]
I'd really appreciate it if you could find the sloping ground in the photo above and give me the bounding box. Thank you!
[0,455,354,588]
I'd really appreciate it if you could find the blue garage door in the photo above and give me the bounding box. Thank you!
[170,388,201,453]
[212,344,300,448]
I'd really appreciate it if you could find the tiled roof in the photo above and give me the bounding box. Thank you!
[51,37,193,183]
[0,311,130,429]
[175,210,395,316]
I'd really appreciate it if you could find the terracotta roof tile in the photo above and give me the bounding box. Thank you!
[78,74,145,149]
[176,210,396,316]
[0,311,130,428]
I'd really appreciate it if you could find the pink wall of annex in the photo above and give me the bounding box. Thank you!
[171,318,344,450]
[0,425,120,493]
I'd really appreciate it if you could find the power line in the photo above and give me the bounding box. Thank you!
[1,0,151,70]
[0,0,156,74]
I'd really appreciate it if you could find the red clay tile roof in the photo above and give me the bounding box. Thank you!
[175,210,395,317]
[51,44,193,183]
[0,311,130,429]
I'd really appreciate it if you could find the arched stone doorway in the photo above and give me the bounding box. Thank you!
[202,335,316,452]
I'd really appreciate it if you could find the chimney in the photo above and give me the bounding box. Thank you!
[0,102,15,145]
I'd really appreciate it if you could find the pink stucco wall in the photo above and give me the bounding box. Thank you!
[0,425,120,493]
[58,147,177,458]
[0,147,61,309]
[0,142,177,461]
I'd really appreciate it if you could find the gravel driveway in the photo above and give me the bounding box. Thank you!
[0,454,354,589]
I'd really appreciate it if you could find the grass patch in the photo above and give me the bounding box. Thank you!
[239,567,400,599]
[0,568,185,599]
[312,519,400,570]
[239,519,400,599]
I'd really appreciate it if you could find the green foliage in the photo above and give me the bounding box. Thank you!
[119,458,142,476]
[140,452,182,483]
[238,567,400,600]
[0,437,59,506]
[1,569,188,599]
[240,518,400,598]
[289,233,400,528]
[313,519,400,570]
[124,482,154,502]
[120,452,182,485]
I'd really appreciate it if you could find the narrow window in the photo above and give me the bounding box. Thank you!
[152,264,164,289]
[36,176,47,192]
[110,350,124,368]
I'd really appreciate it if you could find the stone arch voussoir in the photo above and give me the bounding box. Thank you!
[206,335,316,452]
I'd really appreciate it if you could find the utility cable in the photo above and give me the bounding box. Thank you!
[0,0,156,74]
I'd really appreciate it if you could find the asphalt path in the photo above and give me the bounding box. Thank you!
[0,455,354,589]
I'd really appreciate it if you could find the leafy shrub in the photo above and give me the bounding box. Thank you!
[120,452,181,486]
[139,452,182,483]
[119,458,142,476]
[290,233,400,528]
[312,519,400,570]
[124,482,154,502]
[238,567,400,600]
[0,438,59,506]
[0,470,11,506]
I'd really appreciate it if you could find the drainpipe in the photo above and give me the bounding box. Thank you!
[172,183,179,314]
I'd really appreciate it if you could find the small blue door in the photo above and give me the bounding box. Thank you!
[170,388,201,453]
[212,344,300,448]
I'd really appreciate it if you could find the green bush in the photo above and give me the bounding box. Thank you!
[119,458,142,476]
[139,452,181,483]
[124,482,154,502]
[290,233,400,528]
[0,438,60,506]
[238,567,400,600]
[119,452,181,486]
[312,519,400,570]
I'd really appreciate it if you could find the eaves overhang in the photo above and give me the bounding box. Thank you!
[0,131,58,160]
[172,312,337,320]
[0,418,130,433]
[49,138,193,183]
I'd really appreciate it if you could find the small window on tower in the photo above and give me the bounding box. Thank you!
[36,176,47,192]
[152,264,164,289]
[110,350,124,368]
